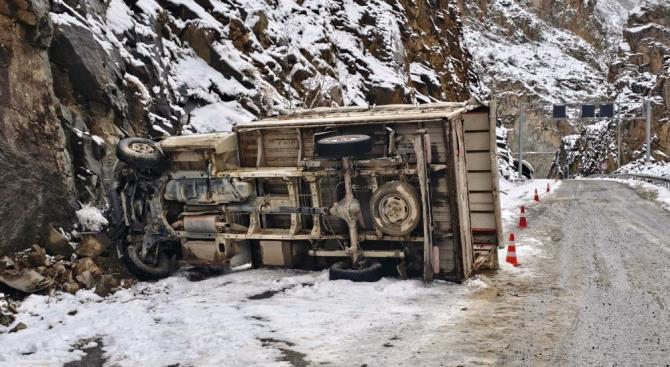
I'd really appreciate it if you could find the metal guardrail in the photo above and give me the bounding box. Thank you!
[593,173,670,190]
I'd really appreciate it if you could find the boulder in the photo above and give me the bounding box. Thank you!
[9,322,26,333]
[62,281,80,294]
[44,226,74,258]
[94,274,121,297]
[26,244,47,267]
[75,270,97,289]
[75,233,108,258]
[49,20,126,115]
[72,257,102,278]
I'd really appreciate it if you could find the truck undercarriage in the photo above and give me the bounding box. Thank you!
[111,103,502,282]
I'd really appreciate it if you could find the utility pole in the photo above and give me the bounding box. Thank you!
[617,117,621,169]
[518,105,525,180]
[645,98,652,164]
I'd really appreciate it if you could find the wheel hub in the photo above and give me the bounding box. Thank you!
[379,194,410,224]
[129,142,155,154]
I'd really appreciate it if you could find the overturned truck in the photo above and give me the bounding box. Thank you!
[112,101,502,282]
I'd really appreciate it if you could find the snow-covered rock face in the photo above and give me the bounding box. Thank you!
[49,0,474,135]
[549,120,618,178]
[461,0,621,105]
[459,0,649,177]
[547,0,669,178]
[606,1,670,165]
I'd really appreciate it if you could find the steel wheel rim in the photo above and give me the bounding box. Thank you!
[129,142,155,154]
[378,194,410,224]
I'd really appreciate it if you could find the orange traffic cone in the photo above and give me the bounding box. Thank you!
[518,206,528,229]
[501,232,515,250]
[533,189,540,202]
[546,182,551,193]
[506,243,520,266]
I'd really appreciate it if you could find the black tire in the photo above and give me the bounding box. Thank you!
[250,240,262,269]
[315,134,372,158]
[329,259,383,282]
[370,181,421,236]
[116,138,165,169]
[122,243,173,281]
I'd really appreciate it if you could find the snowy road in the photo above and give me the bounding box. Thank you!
[2,179,670,366]
[420,179,670,366]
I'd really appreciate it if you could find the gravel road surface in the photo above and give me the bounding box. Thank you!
[419,179,670,366]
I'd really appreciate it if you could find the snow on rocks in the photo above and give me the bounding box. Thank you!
[0,243,133,299]
[50,0,472,135]
[462,0,610,103]
[616,159,670,178]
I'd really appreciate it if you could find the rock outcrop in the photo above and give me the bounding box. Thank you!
[0,0,75,254]
[460,0,641,177]
[552,1,670,177]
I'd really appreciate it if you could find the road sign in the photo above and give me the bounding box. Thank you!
[581,105,595,118]
[552,105,566,118]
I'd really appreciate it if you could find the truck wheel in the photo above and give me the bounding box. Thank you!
[116,138,165,169]
[315,134,372,158]
[250,240,263,269]
[122,242,174,281]
[329,259,383,282]
[370,181,421,236]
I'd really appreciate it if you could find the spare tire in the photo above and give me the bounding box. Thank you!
[329,259,383,282]
[116,138,165,169]
[370,181,421,236]
[315,134,372,158]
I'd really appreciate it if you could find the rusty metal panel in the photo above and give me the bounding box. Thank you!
[423,121,448,163]
[182,241,226,264]
[463,106,502,271]
[262,129,300,166]
[238,131,258,167]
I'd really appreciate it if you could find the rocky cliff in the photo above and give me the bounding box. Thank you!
[0,0,75,254]
[460,0,643,177]
[550,0,670,177]
[0,0,476,255]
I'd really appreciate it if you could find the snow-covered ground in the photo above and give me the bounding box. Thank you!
[0,179,561,366]
[0,268,488,366]
[497,179,561,274]
[616,159,670,178]
[499,179,561,224]
[0,277,473,365]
